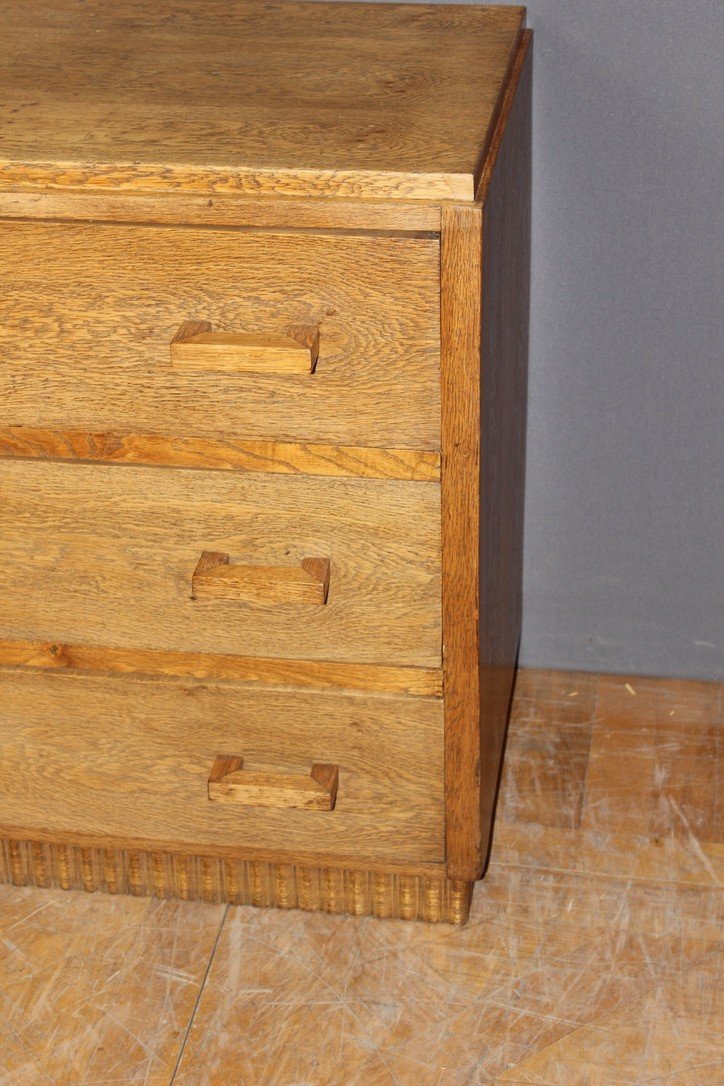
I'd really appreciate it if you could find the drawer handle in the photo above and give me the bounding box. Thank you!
[191,551,330,605]
[170,320,320,374]
[207,755,339,811]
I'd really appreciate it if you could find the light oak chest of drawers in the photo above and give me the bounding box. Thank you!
[0,0,531,924]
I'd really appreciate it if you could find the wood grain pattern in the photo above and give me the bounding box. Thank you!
[0,880,226,1085]
[169,671,722,1083]
[0,824,444,879]
[0,459,441,667]
[441,32,532,882]
[0,188,443,233]
[0,841,471,923]
[1,671,718,1081]
[208,756,339,812]
[191,553,331,606]
[0,638,443,698]
[1,162,470,203]
[0,669,445,864]
[440,203,484,880]
[170,321,320,375]
[0,2,535,923]
[498,671,723,887]
[0,221,441,449]
[0,425,440,481]
[0,1,524,202]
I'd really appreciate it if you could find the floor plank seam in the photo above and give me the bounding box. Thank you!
[168,903,229,1085]
[499,942,724,1083]
[488,858,721,890]
[1,668,719,1082]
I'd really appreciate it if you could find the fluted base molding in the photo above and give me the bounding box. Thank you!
[0,838,472,924]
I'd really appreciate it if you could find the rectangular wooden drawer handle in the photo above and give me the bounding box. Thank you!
[208,755,339,811]
[191,551,330,605]
[170,320,319,374]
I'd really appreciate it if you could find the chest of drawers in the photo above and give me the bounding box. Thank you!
[0,0,531,923]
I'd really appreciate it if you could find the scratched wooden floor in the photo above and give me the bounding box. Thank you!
[1,670,721,1085]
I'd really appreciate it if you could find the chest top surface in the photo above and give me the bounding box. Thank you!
[2,0,524,202]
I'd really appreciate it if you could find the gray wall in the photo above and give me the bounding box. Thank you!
[519,0,722,679]
[343,0,723,679]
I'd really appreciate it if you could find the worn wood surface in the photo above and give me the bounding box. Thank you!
[1,841,471,925]
[2,670,718,1082]
[0,668,445,864]
[0,221,441,450]
[170,322,319,375]
[190,553,331,606]
[0,885,226,1085]
[0,830,447,883]
[440,202,484,879]
[498,672,723,887]
[207,756,340,812]
[156,671,724,1084]
[0,459,441,667]
[0,188,443,232]
[0,638,443,697]
[0,425,440,481]
[441,31,531,882]
[1,1,524,202]
[0,1,532,928]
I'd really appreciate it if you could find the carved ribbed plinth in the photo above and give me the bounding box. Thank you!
[0,839,472,924]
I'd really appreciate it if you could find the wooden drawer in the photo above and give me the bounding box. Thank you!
[0,459,441,668]
[0,669,444,866]
[0,220,440,452]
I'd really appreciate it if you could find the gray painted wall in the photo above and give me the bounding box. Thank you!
[518,0,722,679]
[338,0,723,679]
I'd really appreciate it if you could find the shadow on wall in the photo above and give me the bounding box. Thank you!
[518,0,723,679]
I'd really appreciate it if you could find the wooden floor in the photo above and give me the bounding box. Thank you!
[0,670,720,1084]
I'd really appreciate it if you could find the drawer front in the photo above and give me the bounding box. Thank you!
[0,220,440,450]
[0,460,441,668]
[0,670,444,865]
